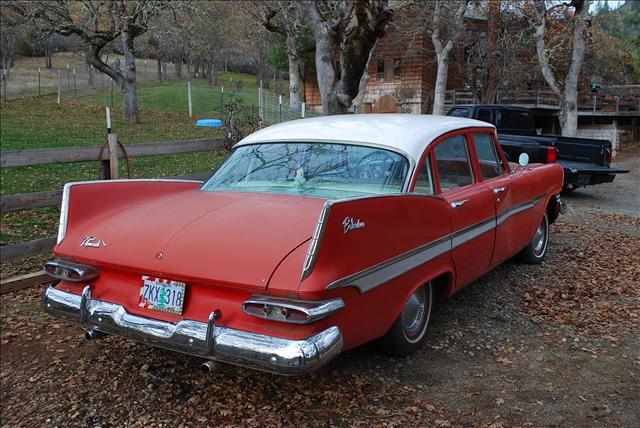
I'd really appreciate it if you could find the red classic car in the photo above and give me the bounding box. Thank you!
[43,114,564,375]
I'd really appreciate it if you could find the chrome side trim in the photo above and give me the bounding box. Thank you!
[325,193,548,293]
[326,235,452,293]
[242,295,345,324]
[43,285,343,376]
[301,200,333,281]
[56,179,203,245]
[496,194,545,226]
[451,217,496,248]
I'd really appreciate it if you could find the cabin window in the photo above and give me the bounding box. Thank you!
[393,59,401,78]
[434,135,474,192]
[414,155,435,195]
[473,133,503,179]
[385,60,393,80]
[377,60,385,80]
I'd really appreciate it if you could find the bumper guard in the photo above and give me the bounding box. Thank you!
[43,284,343,375]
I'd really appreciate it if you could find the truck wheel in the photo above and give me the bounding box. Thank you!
[377,283,433,356]
[518,212,549,264]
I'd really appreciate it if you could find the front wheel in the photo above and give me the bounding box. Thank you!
[518,212,549,264]
[377,283,433,356]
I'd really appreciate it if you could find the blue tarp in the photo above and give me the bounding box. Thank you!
[195,119,224,128]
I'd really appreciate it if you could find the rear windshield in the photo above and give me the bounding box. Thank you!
[201,143,409,199]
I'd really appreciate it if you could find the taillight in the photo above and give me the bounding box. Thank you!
[606,148,612,165]
[546,146,557,163]
[243,295,345,324]
[44,260,99,282]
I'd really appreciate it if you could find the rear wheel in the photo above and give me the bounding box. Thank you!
[518,212,549,264]
[377,283,433,356]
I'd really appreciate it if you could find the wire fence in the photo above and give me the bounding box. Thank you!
[1,57,318,151]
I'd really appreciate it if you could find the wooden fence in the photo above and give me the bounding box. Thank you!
[1,139,224,264]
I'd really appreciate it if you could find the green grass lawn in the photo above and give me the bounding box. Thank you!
[0,70,297,255]
[1,150,228,245]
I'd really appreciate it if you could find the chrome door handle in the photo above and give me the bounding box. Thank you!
[450,199,469,209]
[493,187,506,194]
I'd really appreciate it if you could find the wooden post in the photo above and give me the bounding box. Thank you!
[66,64,70,89]
[108,133,119,179]
[187,80,193,118]
[38,67,41,96]
[56,69,61,103]
[73,68,77,97]
[221,86,224,111]
[1,69,6,102]
[102,107,113,180]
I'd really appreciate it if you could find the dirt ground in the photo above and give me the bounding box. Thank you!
[1,154,638,427]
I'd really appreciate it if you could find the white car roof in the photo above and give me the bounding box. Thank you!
[237,114,495,161]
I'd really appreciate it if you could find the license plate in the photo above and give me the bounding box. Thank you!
[577,174,590,185]
[139,276,186,315]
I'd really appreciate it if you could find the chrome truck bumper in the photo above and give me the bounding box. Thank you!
[43,284,343,375]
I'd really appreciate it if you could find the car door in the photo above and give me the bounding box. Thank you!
[431,133,496,291]
[470,131,533,266]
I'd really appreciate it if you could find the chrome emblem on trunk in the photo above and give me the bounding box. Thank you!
[343,217,365,234]
[80,236,110,248]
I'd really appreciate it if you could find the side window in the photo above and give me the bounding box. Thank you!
[434,135,474,192]
[414,155,434,195]
[477,109,492,124]
[473,133,503,179]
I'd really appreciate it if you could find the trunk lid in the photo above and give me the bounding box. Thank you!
[63,191,326,289]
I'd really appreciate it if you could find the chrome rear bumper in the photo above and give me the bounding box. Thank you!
[43,284,343,375]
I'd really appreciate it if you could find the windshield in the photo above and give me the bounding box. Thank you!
[201,143,409,199]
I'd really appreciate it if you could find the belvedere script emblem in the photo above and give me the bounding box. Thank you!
[342,217,365,234]
[81,236,110,248]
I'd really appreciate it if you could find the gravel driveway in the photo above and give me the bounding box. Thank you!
[1,153,638,427]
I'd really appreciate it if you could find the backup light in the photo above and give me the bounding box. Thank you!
[243,295,345,324]
[44,260,99,282]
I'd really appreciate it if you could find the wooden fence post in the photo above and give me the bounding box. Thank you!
[108,133,119,179]
[38,67,41,96]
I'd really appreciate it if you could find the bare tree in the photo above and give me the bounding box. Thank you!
[252,1,307,110]
[12,1,170,123]
[532,0,591,136]
[305,0,393,115]
[428,0,468,115]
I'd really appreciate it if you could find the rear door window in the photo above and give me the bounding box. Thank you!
[434,135,474,192]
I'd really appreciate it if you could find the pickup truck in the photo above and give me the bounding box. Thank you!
[447,104,629,190]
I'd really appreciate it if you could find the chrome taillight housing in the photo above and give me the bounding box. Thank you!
[243,295,345,324]
[44,260,99,282]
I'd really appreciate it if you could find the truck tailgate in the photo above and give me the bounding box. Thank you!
[548,135,610,166]
[558,160,629,174]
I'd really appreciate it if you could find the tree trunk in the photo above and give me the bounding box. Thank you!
[208,60,216,86]
[314,35,346,115]
[175,60,182,78]
[156,59,162,81]
[44,43,52,69]
[432,56,449,115]
[285,33,302,111]
[121,31,139,123]
[480,0,500,103]
[534,1,589,137]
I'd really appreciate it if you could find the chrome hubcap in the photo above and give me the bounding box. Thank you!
[401,286,427,338]
[532,215,548,257]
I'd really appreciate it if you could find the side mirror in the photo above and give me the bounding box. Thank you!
[518,153,530,167]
